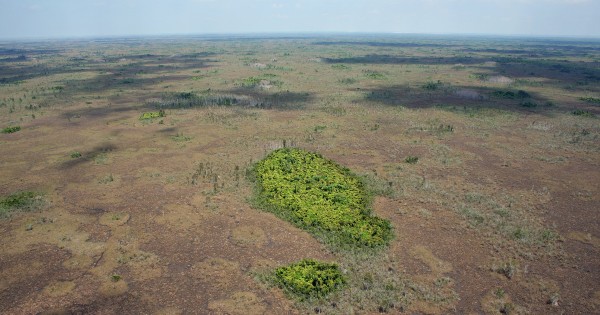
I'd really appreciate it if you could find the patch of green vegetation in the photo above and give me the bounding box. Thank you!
[0,191,44,218]
[2,126,21,133]
[579,96,600,105]
[572,109,596,118]
[239,75,283,88]
[313,125,327,133]
[364,71,386,80]
[273,259,345,300]
[98,174,114,184]
[492,260,517,279]
[139,109,166,120]
[251,148,393,250]
[491,90,530,99]
[148,91,240,108]
[171,132,192,142]
[111,274,122,282]
[405,156,419,164]
[70,151,82,158]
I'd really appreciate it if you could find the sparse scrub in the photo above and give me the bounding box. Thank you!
[571,109,595,118]
[2,126,21,133]
[579,96,600,104]
[363,70,386,80]
[492,261,518,279]
[404,156,419,164]
[70,151,82,158]
[147,91,241,108]
[491,90,530,99]
[0,191,45,218]
[171,132,192,142]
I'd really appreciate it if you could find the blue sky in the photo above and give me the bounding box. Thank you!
[0,0,598,39]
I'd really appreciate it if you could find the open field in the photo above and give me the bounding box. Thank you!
[1,34,599,314]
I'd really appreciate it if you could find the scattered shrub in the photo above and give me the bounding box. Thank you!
[491,90,530,99]
[139,110,166,120]
[405,156,419,164]
[2,126,21,133]
[70,151,82,158]
[339,78,357,85]
[572,109,596,118]
[274,259,345,300]
[579,96,600,104]
[363,70,386,80]
[0,191,44,218]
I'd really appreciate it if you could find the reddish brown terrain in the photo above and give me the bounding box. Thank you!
[1,36,599,314]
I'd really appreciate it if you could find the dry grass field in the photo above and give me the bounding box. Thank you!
[1,34,599,314]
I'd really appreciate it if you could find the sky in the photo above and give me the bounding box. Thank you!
[0,0,599,39]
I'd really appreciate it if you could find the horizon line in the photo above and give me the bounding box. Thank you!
[2,31,600,43]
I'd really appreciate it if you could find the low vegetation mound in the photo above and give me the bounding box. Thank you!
[274,259,345,300]
[139,110,165,120]
[0,191,44,218]
[2,126,21,133]
[252,148,393,249]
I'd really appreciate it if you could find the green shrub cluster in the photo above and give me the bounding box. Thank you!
[2,126,21,133]
[491,90,530,99]
[252,148,393,249]
[239,75,283,88]
[139,110,166,120]
[0,191,43,218]
[275,259,345,299]
[579,97,600,104]
[148,92,239,108]
[572,109,596,118]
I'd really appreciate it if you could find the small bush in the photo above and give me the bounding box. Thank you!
[364,70,386,80]
[405,156,419,164]
[572,109,596,118]
[139,110,166,120]
[1,191,44,218]
[70,151,82,158]
[2,126,21,133]
[579,97,600,104]
[491,90,530,99]
[274,259,345,300]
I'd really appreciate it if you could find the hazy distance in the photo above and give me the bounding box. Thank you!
[1,0,599,39]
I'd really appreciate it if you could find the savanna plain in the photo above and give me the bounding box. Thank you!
[0,34,599,314]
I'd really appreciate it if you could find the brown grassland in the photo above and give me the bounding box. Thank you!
[0,34,599,314]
